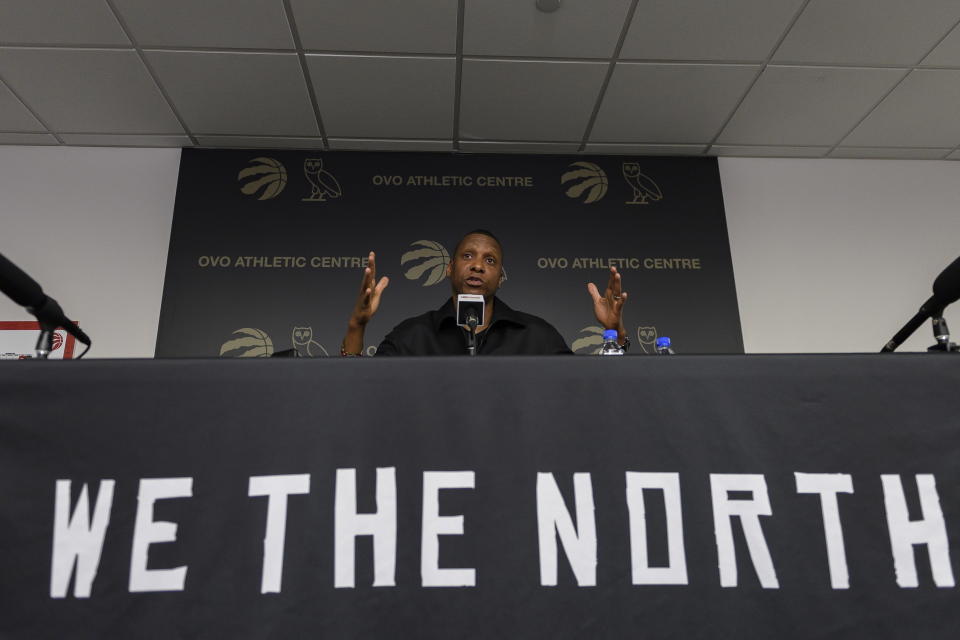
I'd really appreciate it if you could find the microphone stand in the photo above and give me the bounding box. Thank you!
[466,314,478,356]
[35,329,54,359]
[881,298,941,352]
[929,316,959,352]
[31,296,66,360]
[0,253,91,358]
[881,254,960,353]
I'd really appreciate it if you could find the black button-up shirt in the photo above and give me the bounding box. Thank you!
[374,297,572,356]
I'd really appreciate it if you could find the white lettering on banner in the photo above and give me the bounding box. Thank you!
[625,472,688,585]
[44,471,958,596]
[334,467,397,588]
[50,480,115,598]
[795,473,854,589]
[249,474,311,594]
[881,474,955,588]
[536,472,597,587]
[128,478,193,593]
[421,471,476,587]
[710,474,780,589]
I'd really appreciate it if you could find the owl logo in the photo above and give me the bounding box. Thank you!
[219,328,274,357]
[637,326,658,354]
[571,325,606,354]
[238,157,287,200]
[561,162,608,204]
[622,162,663,205]
[291,326,329,357]
[302,157,342,202]
[401,240,450,286]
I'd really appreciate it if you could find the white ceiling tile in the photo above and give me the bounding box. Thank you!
[709,145,828,157]
[0,49,183,133]
[584,143,706,155]
[773,0,960,65]
[843,70,960,147]
[291,0,456,53]
[328,138,453,152]
[923,24,960,66]
[621,0,804,61]
[717,66,905,146]
[0,132,58,145]
[306,55,454,139]
[463,0,631,59]
[195,136,324,149]
[592,63,758,144]
[146,51,317,136]
[459,141,580,154]
[3,1,959,153]
[0,0,128,45]
[829,147,951,159]
[0,82,44,130]
[60,133,191,147]
[459,59,606,141]
[112,0,294,49]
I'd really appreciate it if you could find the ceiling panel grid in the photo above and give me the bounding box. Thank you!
[0,0,958,159]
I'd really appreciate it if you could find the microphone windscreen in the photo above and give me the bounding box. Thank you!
[932,255,960,306]
[0,253,45,308]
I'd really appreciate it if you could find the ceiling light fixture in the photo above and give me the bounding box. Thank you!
[536,0,561,13]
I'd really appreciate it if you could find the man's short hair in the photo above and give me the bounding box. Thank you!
[454,229,503,255]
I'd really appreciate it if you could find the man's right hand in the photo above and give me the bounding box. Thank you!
[349,251,389,328]
[343,252,389,355]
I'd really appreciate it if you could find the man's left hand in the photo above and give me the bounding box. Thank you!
[587,266,627,340]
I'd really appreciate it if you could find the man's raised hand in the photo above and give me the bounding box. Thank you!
[587,266,627,337]
[348,251,389,329]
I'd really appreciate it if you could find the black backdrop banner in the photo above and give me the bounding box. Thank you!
[0,355,958,639]
[156,150,742,357]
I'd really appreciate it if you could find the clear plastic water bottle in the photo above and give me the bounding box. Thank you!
[655,336,674,355]
[599,329,625,356]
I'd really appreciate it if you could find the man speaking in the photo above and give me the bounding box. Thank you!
[340,230,630,356]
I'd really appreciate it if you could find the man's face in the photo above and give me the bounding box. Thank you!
[446,233,504,299]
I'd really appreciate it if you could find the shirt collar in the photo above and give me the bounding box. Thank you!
[433,296,527,330]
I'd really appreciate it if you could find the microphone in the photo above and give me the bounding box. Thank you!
[0,252,91,348]
[932,255,960,306]
[882,255,960,352]
[456,294,485,329]
[456,294,485,356]
[0,251,44,308]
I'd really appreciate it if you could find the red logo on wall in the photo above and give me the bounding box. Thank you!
[51,332,64,352]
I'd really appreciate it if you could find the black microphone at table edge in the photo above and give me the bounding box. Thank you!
[882,255,960,352]
[0,252,91,347]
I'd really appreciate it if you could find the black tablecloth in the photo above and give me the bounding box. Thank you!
[0,355,957,639]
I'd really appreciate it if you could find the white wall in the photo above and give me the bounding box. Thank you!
[1,147,957,356]
[720,157,960,353]
[0,146,180,358]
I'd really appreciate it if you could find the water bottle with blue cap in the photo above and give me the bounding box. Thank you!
[599,329,625,356]
[656,336,674,355]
